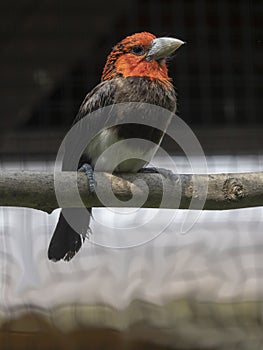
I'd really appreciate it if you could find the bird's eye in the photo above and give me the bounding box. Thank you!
[130,45,145,56]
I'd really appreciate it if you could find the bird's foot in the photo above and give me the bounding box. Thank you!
[79,163,96,193]
[139,167,178,181]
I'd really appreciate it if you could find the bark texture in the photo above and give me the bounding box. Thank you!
[0,171,262,213]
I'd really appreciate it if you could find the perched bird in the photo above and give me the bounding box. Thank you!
[48,32,184,261]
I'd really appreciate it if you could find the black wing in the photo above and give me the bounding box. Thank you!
[48,80,116,262]
[61,80,117,170]
[73,80,117,124]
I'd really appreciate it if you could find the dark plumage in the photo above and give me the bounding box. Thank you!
[48,32,183,261]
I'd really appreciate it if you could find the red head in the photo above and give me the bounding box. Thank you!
[102,32,184,87]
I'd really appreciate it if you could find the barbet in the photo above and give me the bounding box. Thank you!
[48,32,184,261]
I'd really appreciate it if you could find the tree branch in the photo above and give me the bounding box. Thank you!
[0,170,262,213]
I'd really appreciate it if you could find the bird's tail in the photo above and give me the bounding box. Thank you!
[48,208,91,261]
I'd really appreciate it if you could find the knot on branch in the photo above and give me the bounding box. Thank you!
[0,170,262,211]
[223,177,245,201]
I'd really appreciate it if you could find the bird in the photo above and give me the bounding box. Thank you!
[48,32,184,262]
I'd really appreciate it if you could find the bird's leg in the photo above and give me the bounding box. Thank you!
[78,163,96,193]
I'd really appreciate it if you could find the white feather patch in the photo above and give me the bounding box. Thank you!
[85,128,161,172]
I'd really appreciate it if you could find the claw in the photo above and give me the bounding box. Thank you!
[138,166,159,174]
[79,163,96,193]
[139,166,178,181]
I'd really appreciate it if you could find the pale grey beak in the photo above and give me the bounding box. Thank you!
[146,37,185,61]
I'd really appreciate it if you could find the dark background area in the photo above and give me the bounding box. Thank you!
[0,0,262,157]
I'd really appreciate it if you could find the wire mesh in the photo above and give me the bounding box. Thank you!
[22,0,261,131]
[0,0,262,348]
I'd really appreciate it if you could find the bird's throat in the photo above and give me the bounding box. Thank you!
[104,54,172,88]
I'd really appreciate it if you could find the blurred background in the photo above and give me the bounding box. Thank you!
[0,0,262,159]
[0,1,262,349]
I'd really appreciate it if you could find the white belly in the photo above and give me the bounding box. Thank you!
[85,128,161,172]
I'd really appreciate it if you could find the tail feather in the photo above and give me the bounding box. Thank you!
[48,208,91,262]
